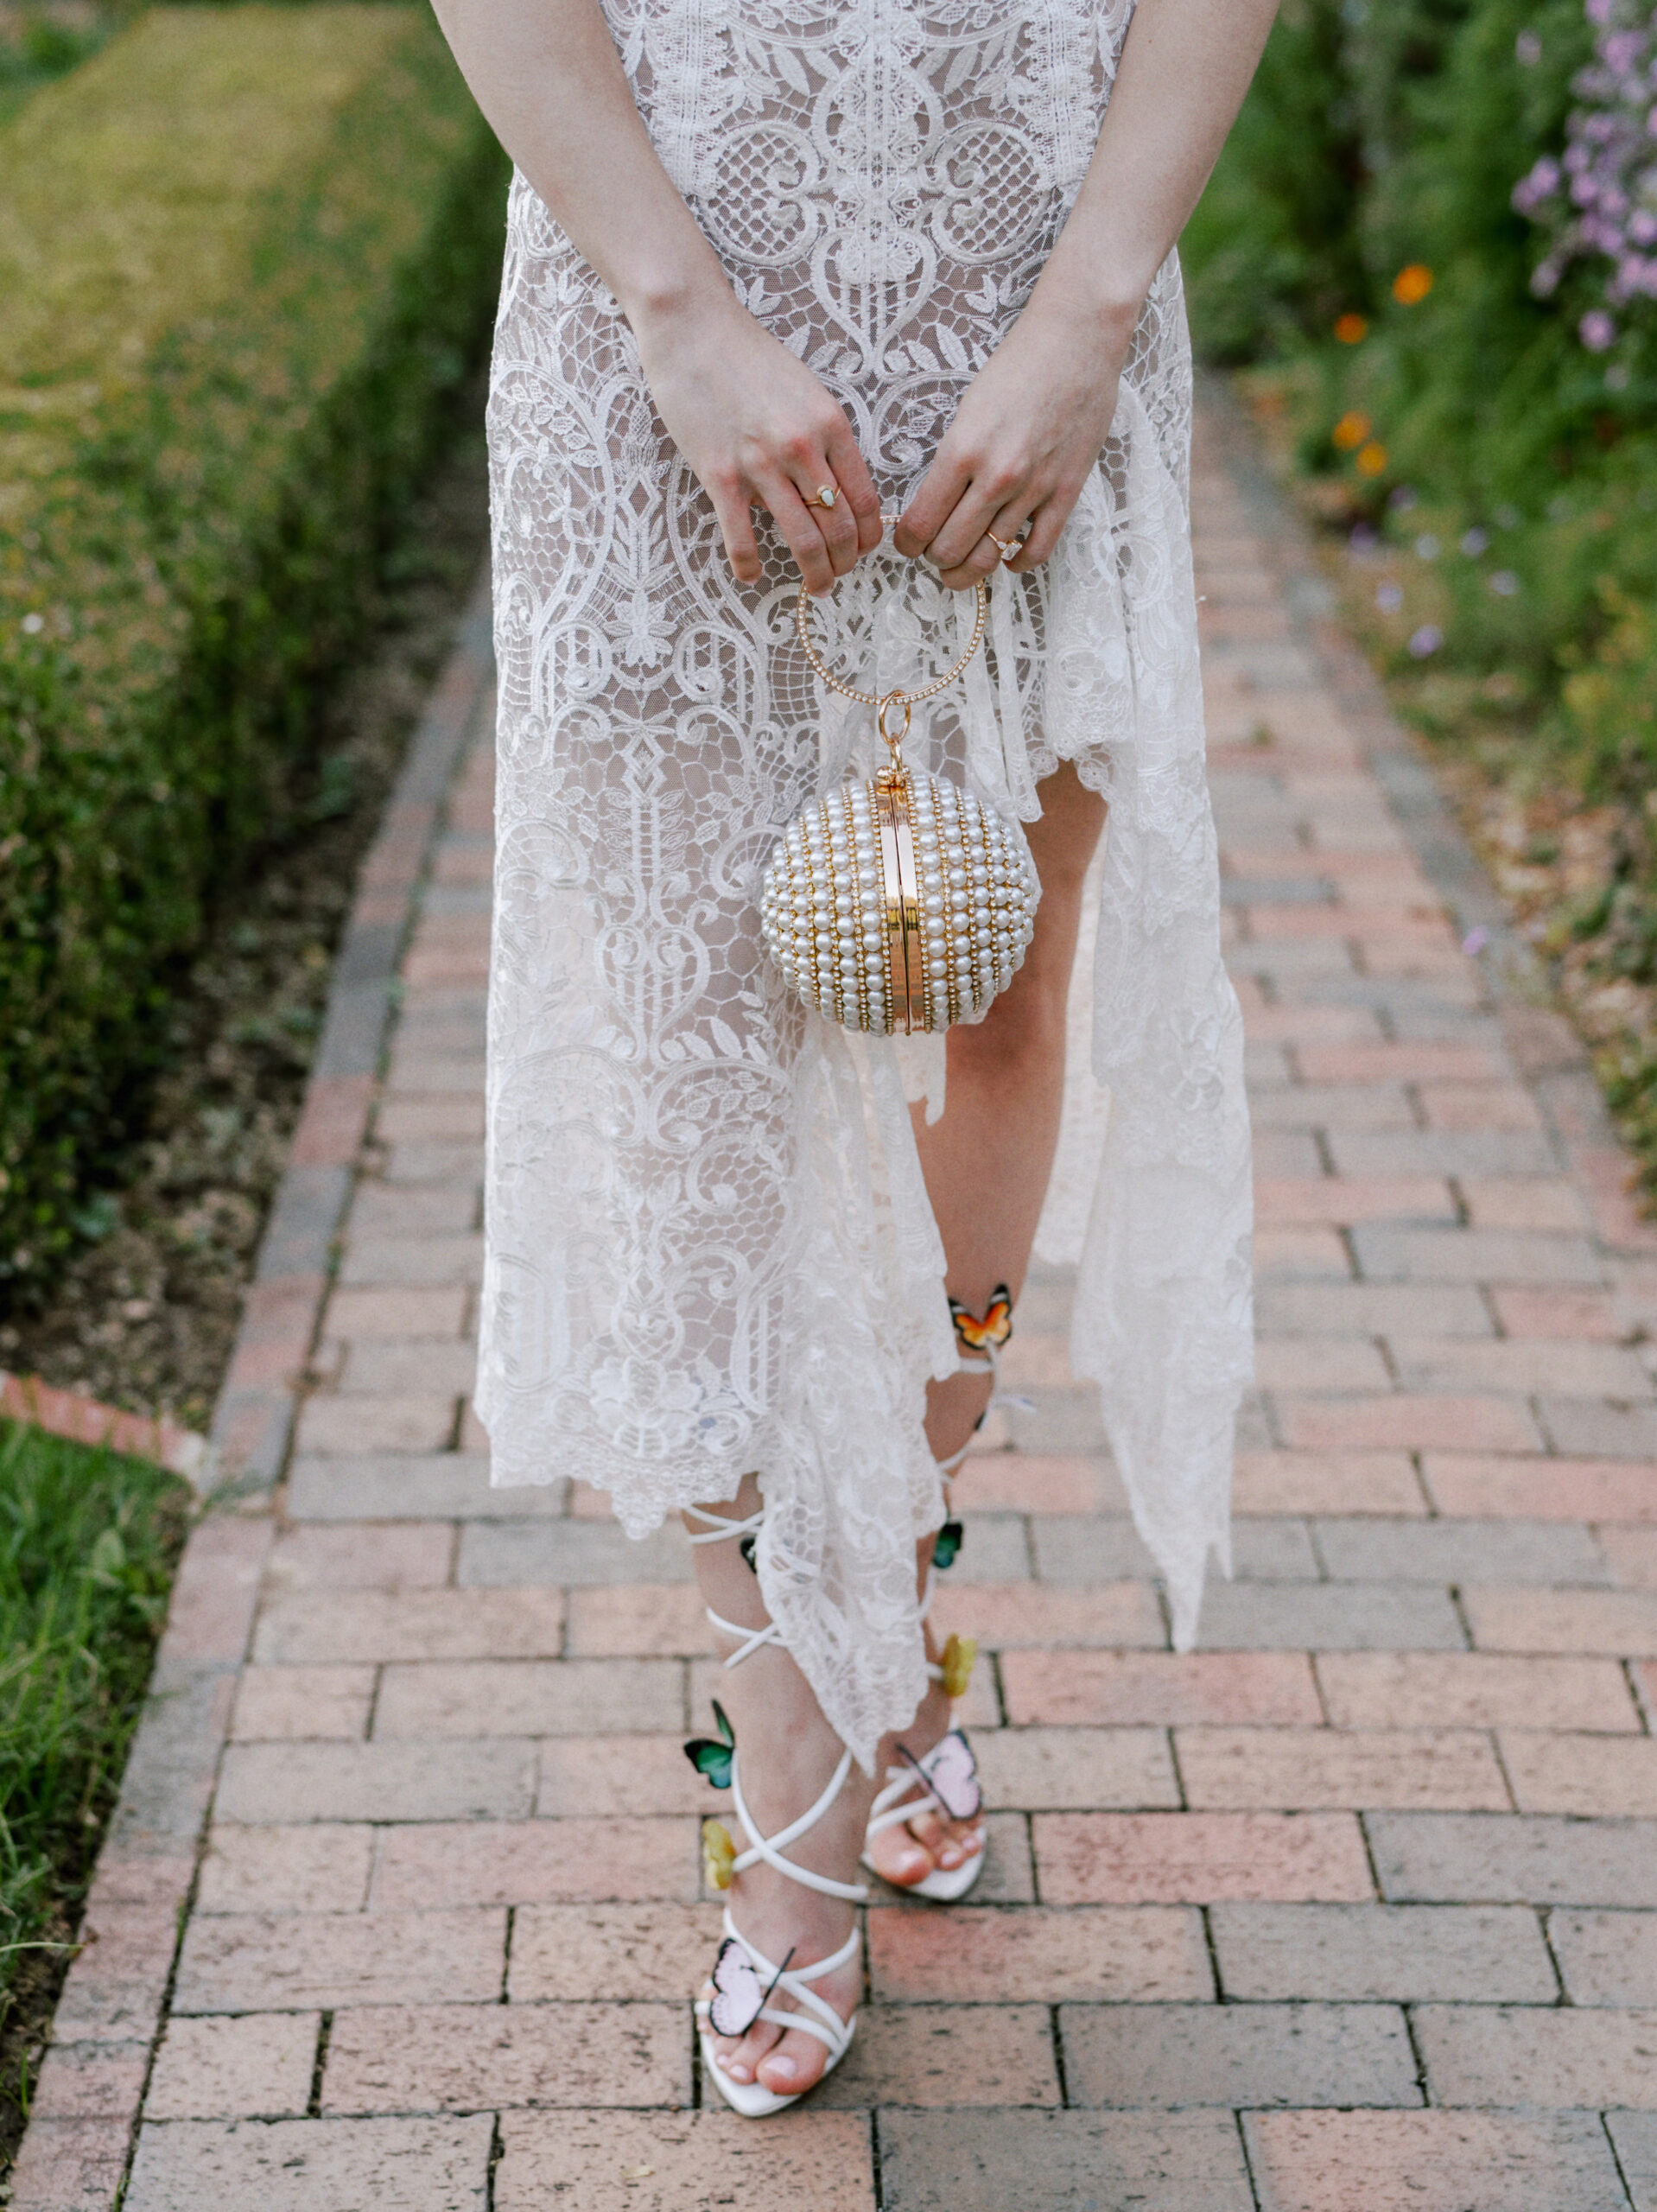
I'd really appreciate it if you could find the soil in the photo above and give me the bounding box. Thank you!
[0,404,490,1427]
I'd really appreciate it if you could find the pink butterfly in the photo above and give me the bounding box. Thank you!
[707,1936,793,2038]
[901,1728,981,1822]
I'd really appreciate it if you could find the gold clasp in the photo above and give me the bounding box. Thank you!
[877,690,912,760]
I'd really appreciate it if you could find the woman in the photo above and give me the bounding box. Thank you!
[433,0,1269,2115]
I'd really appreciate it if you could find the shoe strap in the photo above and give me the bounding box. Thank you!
[866,1732,973,1840]
[685,1502,766,1548]
[694,1909,859,2057]
[705,1604,784,1670]
[729,1747,869,1904]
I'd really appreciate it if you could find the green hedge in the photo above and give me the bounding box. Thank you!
[0,5,506,1281]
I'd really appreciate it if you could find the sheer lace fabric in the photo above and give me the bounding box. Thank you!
[479,0,1254,1770]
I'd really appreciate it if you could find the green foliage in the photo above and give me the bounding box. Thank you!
[0,6,508,1282]
[0,1421,187,2037]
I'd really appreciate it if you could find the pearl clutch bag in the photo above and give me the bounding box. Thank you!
[760,573,1039,1035]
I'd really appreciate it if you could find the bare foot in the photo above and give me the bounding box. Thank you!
[863,1637,986,1891]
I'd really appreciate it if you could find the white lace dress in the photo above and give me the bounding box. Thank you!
[479,0,1254,1770]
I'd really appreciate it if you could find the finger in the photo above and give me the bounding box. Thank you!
[823,415,884,556]
[893,447,973,558]
[761,474,835,594]
[1007,486,1076,572]
[792,467,860,577]
[924,467,1021,574]
[710,478,764,588]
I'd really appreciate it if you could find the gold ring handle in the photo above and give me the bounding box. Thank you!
[795,570,988,714]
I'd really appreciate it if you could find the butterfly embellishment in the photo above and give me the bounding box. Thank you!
[706,1936,794,2038]
[702,1818,738,1891]
[684,1700,736,1789]
[899,1727,981,1821]
[949,1283,1013,1355]
[932,1518,965,1571]
[937,1631,977,1700]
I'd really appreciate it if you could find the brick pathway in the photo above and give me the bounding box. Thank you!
[28,399,1657,2210]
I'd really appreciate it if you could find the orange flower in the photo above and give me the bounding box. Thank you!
[1355,441,1389,477]
[1332,410,1372,451]
[1393,264,1433,305]
[1334,312,1368,345]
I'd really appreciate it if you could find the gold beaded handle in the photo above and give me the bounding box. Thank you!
[794,563,989,723]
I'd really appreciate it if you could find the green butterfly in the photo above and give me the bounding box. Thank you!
[683,1700,736,1789]
[933,1519,965,1571]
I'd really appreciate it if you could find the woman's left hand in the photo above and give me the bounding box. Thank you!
[892,293,1137,589]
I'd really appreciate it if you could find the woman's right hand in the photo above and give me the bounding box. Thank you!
[632,291,883,594]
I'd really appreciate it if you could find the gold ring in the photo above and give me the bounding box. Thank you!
[811,484,838,511]
[985,531,1020,564]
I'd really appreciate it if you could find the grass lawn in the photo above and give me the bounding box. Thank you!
[0,1419,188,2158]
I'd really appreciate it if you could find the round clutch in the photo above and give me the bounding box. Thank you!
[760,569,1039,1036]
[760,756,1038,1035]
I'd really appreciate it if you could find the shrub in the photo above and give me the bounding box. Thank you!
[0,5,507,1281]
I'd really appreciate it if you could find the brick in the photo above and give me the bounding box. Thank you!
[1329,1129,1558,1178]
[1490,1286,1622,1338]
[6,2116,130,2212]
[867,1904,1210,2002]
[1274,1394,1542,1455]
[929,1580,1165,1649]
[1314,1516,1609,1586]
[1607,1528,1657,1588]
[286,1452,565,1522]
[936,1514,1041,1583]
[323,1999,687,2112]
[1254,1175,1457,1224]
[30,2040,149,2121]
[456,1518,695,1587]
[509,1901,720,1998]
[536,1732,715,1817]
[493,2110,876,2212]
[375,1095,486,1142]
[1232,1451,1427,1516]
[1210,1903,1555,2004]
[1551,1910,1657,2005]
[1425,1452,1657,1522]
[1250,1082,1413,1130]
[375,1818,698,1907]
[146,2013,318,2121]
[1459,1176,1590,1231]
[1542,1395,1657,1460]
[338,1340,477,1396]
[1465,1585,1657,1656]
[346,1185,477,1235]
[268,1523,454,1592]
[1317,1652,1639,1732]
[1415,2003,1657,2109]
[1500,1731,1657,1816]
[173,1910,507,2012]
[1254,1226,1354,1280]
[253,1586,564,1662]
[215,1739,536,1825]
[1176,1727,1510,1813]
[877,2108,1254,2212]
[295,1395,458,1453]
[1254,1338,1394,1390]
[1419,1083,1546,1133]
[1257,1282,1494,1336]
[1060,2000,1419,2110]
[124,2115,493,2212]
[1193,1580,1465,1651]
[1001,1650,1322,1727]
[339,1233,483,1287]
[230,1664,375,1742]
[1608,2113,1657,2212]
[947,1452,1113,1514]
[973,1726,1179,1810]
[1034,1812,1372,1904]
[1032,1515,1318,1584]
[1350,1224,1604,1286]
[816,2003,1061,2108]
[1368,1812,1657,1904]
[564,1584,713,1656]
[374,1657,682,1737]
[1245,2110,1628,2212]
[1391,1337,1650,1396]
[197,1824,373,1916]
[52,1904,177,2041]
[160,1515,270,1666]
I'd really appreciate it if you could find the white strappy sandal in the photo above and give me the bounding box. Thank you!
[689,1724,866,2115]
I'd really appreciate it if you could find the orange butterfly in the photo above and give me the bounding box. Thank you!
[949,1283,1013,1354]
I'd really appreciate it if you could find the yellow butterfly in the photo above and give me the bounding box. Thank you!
[702,1818,738,1891]
[939,1632,977,1700]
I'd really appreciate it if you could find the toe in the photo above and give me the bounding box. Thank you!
[867,1820,935,1888]
[756,2022,828,2096]
[713,2015,783,2086]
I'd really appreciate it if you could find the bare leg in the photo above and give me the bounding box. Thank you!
[682,1479,874,2097]
[867,760,1108,1885]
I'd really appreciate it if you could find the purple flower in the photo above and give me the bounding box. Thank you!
[1408,625,1444,658]
[1580,306,1619,346]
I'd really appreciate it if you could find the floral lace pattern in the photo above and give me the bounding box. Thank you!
[479,0,1254,1768]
